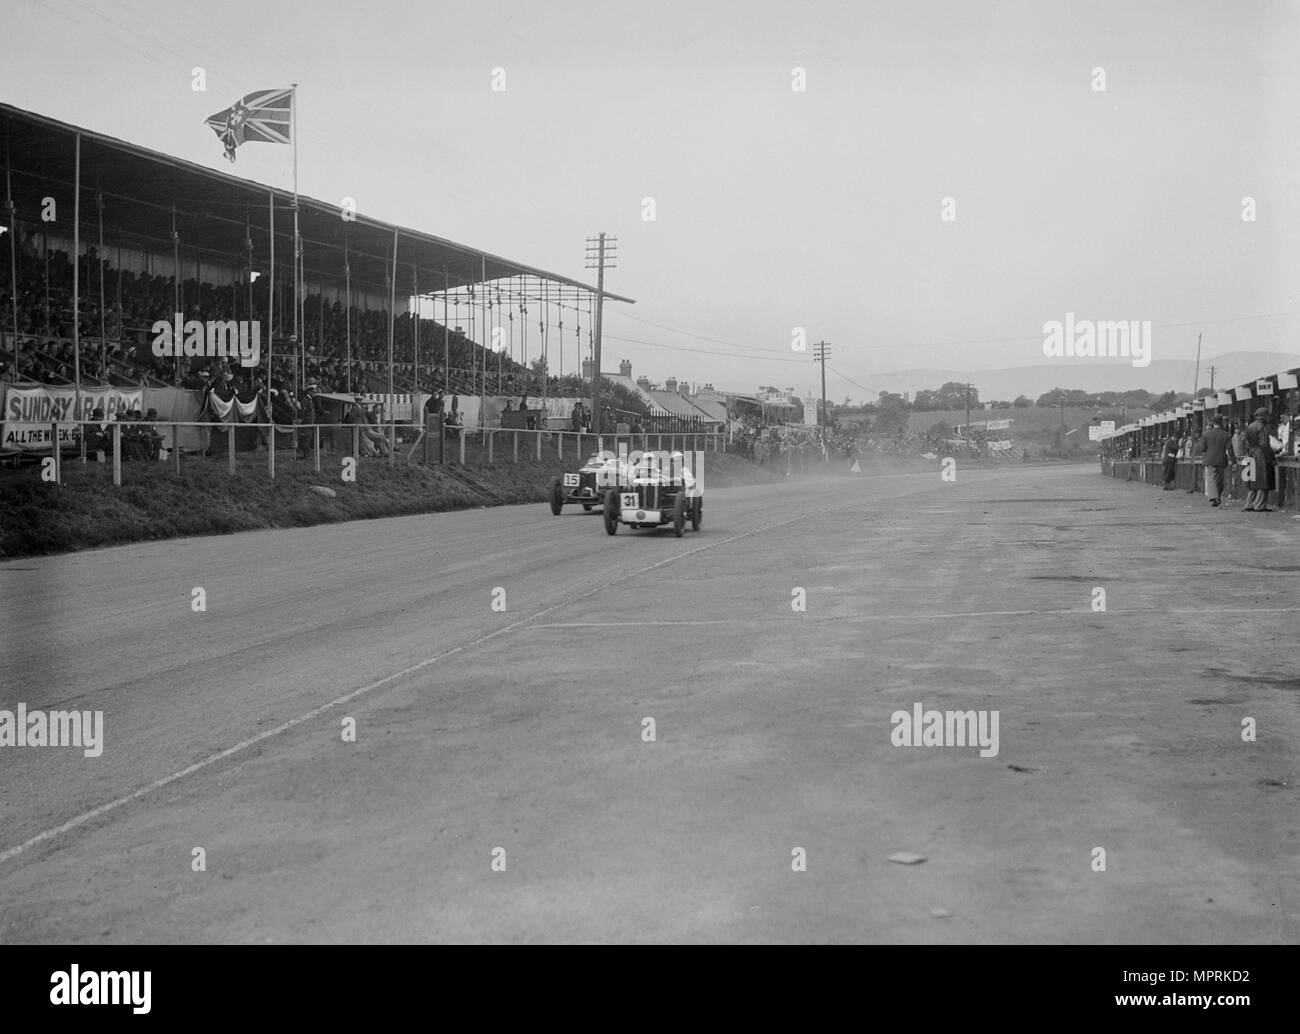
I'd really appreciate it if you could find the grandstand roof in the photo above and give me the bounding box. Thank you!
[646,388,723,424]
[1,102,635,302]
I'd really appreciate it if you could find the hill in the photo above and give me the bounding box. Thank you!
[856,350,1298,402]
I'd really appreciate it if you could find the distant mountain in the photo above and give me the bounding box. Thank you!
[859,350,1299,402]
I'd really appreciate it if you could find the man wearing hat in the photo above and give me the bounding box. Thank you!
[1195,414,1232,507]
[1242,407,1278,512]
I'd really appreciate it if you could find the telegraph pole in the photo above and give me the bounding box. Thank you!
[1192,332,1202,398]
[813,341,830,459]
[965,382,971,434]
[584,233,618,434]
[1208,364,1216,392]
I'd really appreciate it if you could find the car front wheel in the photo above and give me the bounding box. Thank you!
[549,477,564,515]
[603,490,619,535]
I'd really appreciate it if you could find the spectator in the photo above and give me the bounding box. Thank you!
[1242,407,1279,512]
[1196,415,1232,507]
[1160,432,1179,490]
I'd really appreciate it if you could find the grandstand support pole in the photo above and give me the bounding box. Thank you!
[344,248,351,393]
[480,253,488,428]
[290,83,300,377]
[172,426,180,476]
[97,188,106,374]
[443,267,449,390]
[112,423,121,486]
[171,204,181,386]
[72,133,81,416]
[5,124,18,349]
[413,264,419,391]
[388,228,398,398]
[268,191,275,403]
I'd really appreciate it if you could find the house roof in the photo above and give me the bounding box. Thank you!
[602,373,670,415]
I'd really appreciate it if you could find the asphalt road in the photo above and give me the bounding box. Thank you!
[0,463,1296,943]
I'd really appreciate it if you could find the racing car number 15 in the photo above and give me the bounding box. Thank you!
[563,473,580,487]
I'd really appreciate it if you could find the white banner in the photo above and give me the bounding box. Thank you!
[2,384,145,451]
[988,438,1014,450]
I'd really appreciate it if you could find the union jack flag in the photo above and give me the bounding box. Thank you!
[205,88,293,163]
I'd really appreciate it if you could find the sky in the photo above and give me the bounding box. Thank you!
[3,0,1298,400]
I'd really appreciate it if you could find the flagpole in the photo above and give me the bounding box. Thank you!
[268,189,274,401]
[290,83,301,400]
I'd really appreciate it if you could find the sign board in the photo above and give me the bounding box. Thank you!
[1256,379,1274,395]
[3,384,145,451]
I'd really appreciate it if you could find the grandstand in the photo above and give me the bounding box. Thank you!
[0,101,636,433]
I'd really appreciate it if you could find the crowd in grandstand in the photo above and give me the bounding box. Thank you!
[0,242,568,402]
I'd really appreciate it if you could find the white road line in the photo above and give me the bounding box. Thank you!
[525,605,1300,628]
[0,503,835,867]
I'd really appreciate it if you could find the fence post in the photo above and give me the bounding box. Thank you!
[268,423,275,480]
[513,430,519,463]
[389,424,396,467]
[314,425,321,472]
[113,422,122,486]
[488,428,494,464]
[353,426,360,466]
[50,422,61,484]
[172,425,180,475]
[558,431,563,459]
[459,431,466,464]
[227,424,235,475]
[536,429,542,460]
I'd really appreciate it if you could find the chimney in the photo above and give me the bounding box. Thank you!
[679,379,690,396]
[619,359,632,378]
[636,375,651,390]
[582,358,595,381]
[665,376,678,394]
